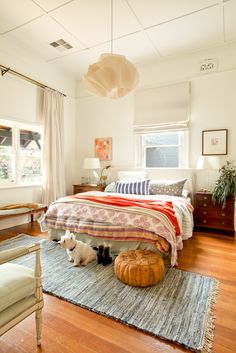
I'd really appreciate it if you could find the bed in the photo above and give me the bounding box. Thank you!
[40,176,194,267]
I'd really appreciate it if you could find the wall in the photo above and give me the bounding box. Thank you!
[76,94,135,183]
[76,42,236,189]
[0,42,77,229]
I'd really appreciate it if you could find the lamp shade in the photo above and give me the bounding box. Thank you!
[83,53,139,99]
[83,158,101,169]
[197,156,222,170]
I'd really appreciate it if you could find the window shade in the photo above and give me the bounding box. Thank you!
[134,82,190,129]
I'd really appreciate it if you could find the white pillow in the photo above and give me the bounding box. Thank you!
[117,171,147,181]
[104,182,116,193]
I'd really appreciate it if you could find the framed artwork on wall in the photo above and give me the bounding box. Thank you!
[202,129,228,155]
[95,137,112,161]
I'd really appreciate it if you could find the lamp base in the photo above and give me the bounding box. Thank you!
[89,170,99,185]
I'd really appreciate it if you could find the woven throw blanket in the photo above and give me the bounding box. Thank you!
[72,194,180,234]
[0,203,39,210]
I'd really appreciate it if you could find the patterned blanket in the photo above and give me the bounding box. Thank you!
[40,192,193,266]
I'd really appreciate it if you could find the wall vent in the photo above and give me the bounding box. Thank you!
[199,58,218,74]
[50,39,73,52]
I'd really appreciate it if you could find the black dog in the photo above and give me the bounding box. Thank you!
[96,245,113,266]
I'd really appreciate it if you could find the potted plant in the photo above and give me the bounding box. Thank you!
[212,161,236,208]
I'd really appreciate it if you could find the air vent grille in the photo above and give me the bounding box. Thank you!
[199,59,218,74]
[50,39,73,52]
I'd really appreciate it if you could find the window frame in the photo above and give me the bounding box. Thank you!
[0,119,43,187]
[135,129,189,169]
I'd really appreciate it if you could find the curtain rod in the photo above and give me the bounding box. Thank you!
[0,64,67,97]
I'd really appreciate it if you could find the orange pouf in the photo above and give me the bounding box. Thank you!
[114,249,165,287]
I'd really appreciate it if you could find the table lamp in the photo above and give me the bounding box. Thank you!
[196,156,222,191]
[83,158,101,185]
[100,165,111,186]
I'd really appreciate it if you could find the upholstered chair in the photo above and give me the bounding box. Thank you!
[0,243,43,345]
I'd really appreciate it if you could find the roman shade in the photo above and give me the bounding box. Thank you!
[134,82,190,133]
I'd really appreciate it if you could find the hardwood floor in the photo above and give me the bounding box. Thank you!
[0,223,235,353]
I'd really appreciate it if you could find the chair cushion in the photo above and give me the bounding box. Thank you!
[0,295,37,327]
[0,263,35,312]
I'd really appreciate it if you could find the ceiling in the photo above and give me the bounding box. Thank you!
[0,0,236,80]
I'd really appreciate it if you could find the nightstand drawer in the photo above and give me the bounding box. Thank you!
[73,184,105,194]
[194,217,234,231]
[195,194,212,202]
[74,186,87,193]
[194,209,232,221]
[195,194,234,208]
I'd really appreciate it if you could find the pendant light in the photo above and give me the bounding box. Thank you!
[83,0,139,99]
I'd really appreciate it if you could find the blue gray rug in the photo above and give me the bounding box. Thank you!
[0,234,218,353]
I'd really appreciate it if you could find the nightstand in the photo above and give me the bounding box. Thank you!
[194,191,235,234]
[73,184,105,194]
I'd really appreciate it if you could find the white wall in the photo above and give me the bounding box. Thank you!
[190,70,236,165]
[0,43,77,229]
[76,43,236,189]
[76,94,135,183]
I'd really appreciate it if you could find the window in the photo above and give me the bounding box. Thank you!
[0,120,42,185]
[135,130,188,168]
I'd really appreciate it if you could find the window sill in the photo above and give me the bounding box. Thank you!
[144,167,191,170]
[0,183,43,190]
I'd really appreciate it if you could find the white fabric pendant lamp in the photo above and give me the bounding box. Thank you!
[83,0,139,99]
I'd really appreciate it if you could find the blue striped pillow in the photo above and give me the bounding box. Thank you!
[115,179,150,195]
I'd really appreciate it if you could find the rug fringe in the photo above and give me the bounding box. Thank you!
[0,233,32,245]
[201,280,219,353]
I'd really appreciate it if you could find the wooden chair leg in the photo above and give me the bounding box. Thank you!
[35,308,42,346]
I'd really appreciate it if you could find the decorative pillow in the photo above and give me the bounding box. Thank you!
[149,179,187,197]
[115,179,150,195]
[104,182,116,193]
[182,189,191,198]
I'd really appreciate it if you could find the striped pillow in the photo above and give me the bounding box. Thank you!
[115,179,150,195]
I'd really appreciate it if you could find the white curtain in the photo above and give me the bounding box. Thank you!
[42,88,66,206]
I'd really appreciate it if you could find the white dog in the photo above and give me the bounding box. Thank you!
[58,231,96,266]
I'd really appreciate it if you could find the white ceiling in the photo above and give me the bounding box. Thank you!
[0,0,235,80]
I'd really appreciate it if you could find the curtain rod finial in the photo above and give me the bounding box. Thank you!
[1,67,10,76]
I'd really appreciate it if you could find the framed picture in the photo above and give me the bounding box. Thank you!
[202,129,228,155]
[95,137,112,161]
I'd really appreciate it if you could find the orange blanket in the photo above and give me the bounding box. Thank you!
[72,195,180,235]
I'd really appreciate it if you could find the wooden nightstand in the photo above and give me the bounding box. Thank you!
[194,191,235,234]
[73,184,105,194]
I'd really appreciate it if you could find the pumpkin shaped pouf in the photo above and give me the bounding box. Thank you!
[114,249,164,287]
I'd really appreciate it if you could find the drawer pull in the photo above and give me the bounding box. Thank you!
[203,220,207,224]
[203,203,207,207]
[203,196,208,200]
[221,221,225,225]
[203,211,207,215]
[222,213,226,217]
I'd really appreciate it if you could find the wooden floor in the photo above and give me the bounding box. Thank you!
[0,223,235,353]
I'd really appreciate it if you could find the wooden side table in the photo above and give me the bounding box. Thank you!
[194,191,235,234]
[73,184,105,194]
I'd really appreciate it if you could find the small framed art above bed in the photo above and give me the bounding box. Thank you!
[40,170,194,267]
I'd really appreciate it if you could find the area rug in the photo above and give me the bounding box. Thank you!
[0,234,219,353]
